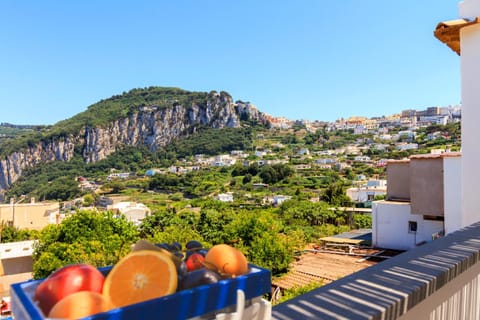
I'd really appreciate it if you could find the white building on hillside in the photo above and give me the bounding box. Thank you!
[217,193,234,202]
[346,186,386,204]
[372,153,461,250]
[347,180,386,205]
[110,202,151,226]
[273,195,292,206]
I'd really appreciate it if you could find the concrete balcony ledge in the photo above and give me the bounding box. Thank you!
[272,222,480,319]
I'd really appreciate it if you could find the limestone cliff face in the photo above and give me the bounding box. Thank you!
[0,137,78,193]
[0,92,268,194]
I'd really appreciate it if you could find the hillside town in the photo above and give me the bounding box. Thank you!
[0,104,462,312]
[114,104,462,179]
[0,103,462,230]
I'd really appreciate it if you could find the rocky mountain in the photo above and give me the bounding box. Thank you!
[0,87,270,197]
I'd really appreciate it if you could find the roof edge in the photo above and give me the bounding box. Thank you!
[434,17,480,55]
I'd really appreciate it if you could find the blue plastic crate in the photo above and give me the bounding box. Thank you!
[11,264,271,320]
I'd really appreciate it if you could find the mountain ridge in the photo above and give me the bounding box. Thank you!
[0,87,270,197]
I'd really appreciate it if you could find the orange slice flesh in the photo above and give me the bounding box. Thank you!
[103,250,178,308]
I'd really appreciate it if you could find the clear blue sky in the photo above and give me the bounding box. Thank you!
[0,1,461,125]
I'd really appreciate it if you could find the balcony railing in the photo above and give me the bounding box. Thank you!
[272,221,480,319]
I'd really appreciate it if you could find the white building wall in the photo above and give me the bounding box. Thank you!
[459,0,480,17]
[346,188,386,202]
[372,201,443,251]
[0,240,36,259]
[459,20,480,227]
[444,156,462,234]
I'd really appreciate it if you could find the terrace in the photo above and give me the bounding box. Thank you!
[272,221,480,319]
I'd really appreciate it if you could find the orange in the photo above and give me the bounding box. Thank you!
[131,239,183,270]
[204,244,249,277]
[103,250,178,308]
[48,291,112,319]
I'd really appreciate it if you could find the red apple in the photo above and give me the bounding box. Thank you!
[185,253,205,272]
[33,263,105,316]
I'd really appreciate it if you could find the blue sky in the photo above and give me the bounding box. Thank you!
[0,1,461,125]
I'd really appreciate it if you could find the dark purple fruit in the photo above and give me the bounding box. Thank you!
[177,261,188,278]
[171,242,182,251]
[197,248,209,257]
[173,251,184,259]
[185,240,203,250]
[155,243,171,251]
[177,269,221,291]
[185,248,206,260]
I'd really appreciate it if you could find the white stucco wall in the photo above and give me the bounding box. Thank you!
[443,156,462,234]
[459,0,480,18]
[0,240,36,259]
[346,188,386,202]
[372,201,444,251]
[460,23,480,227]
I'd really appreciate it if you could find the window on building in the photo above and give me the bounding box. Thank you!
[408,221,418,234]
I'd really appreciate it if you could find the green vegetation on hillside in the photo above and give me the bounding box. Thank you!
[51,87,210,137]
[165,127,254,158]
[0,87,216,156]
[0,123,47,139]
[0,123,49,153]
[5,126,255,201]
[4,120,461,205]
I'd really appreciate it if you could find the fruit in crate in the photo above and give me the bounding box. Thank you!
[102,249,178,308]
[133,239,186,277]
[185,252,205,271]
[48,291,112,319]
[204,244,249,277]
[184,241,205,260]
[33,263,105,316]
[28,240,254,319]
[178,268,222,290]
[185,240,203,250]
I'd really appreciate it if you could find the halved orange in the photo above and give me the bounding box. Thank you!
[103,250,178,308]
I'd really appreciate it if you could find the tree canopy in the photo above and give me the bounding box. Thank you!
[33,210,139,278]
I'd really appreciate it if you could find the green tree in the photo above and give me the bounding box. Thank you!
[149,225,204,245]
[138,209,175,237]
[33,210,139,278]
[221,210,301,276]
[83,194,95,206]
[102,180,126,194]
[321,182,352,207]
[242,173,253,184]
[197,209,234,244]
[279,200,332,226]
[247,233,294,275]
[0,223,39,243]
[353,214,372,229]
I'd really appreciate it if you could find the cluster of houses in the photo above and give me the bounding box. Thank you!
[136,106,461,181]
[290,105,461,133]
[0,105,463,299]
